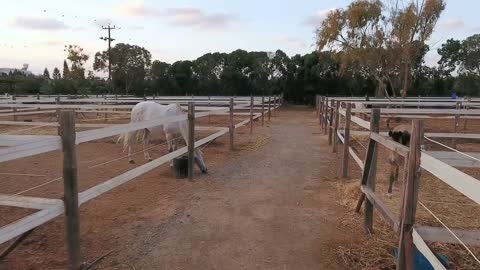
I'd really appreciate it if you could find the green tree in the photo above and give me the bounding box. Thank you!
[439,34,480,76]
[63,60,70,79]
[151,60,172,95]
[52,67,61,80]
[43,68,50,79]
[94,43,152,95]
[65,45,89,80]
[317,0,445,97]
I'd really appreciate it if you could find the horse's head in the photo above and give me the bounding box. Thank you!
[194,148,208,174]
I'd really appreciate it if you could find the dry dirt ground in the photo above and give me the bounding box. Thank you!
[1,106,355,270]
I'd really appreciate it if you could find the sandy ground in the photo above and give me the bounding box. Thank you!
[1,106,353,270]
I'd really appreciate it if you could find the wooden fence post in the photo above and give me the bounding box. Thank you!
[396,120,423,270]
[342,103,352,178]
[188,102,195,181]
[333,100,340,153]
[328,99,335,145]
[268,96,272,121]
[364,108,380,234]
[229,98,234,150]
[353,109,380,233]
[250,94,254,135]
[453,101,460,147]
[324,97,329,134]
[463,96,471,130]
[319,96,324,126]
[208,96,211,124]
[274,95,278,116]
[60,110,81,270]
[261,96,265,126]
[316,95,320,117]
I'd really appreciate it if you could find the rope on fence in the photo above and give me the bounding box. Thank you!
[418,200,480,265]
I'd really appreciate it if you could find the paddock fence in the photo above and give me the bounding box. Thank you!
[315,95,480,270]
[0,94,283,269]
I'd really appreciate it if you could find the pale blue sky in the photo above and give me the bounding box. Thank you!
[0,0,478,74]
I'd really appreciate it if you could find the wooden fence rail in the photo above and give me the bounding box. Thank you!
[316,96,480,270]
[0,95,282,267]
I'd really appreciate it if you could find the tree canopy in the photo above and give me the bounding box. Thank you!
[316,0,445,97]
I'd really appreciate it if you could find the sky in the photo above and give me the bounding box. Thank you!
[0,0,478,75]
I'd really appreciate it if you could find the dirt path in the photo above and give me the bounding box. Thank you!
[117,106,348,270]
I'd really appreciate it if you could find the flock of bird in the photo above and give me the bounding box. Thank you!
[2,9,146,49]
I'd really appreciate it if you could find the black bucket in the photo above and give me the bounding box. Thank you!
[173,156,189,179]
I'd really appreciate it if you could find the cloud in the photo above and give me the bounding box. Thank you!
[303,8,336,27]
[115,1,236,30]
[11,16,68,30]
[439,19,464,31]
[275,36,307,49]
[163,7,235,29]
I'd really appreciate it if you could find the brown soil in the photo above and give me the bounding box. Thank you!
[0,106,354,270]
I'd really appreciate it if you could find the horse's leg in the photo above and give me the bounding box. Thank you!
[166,133,174,167]
[128,144,134,164]
[143,129,152,161]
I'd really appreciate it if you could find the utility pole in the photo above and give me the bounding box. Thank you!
[100,24,116,91]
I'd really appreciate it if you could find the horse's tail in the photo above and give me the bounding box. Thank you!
[117,131,133,153]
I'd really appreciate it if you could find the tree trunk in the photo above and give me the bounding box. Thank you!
[401,62,410,98]
[374,75,386,97]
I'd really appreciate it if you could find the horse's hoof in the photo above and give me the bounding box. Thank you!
[129,160,135,164]
[201,169,208,174]
[386,193,393,199]
[147,158,153,162]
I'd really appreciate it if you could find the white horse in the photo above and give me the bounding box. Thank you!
[117,101,208,173]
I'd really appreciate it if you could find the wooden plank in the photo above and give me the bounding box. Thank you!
[412,229,448,270]
[361,186,399,231]
[333,100,340,153]
[324,97,329,134]
[370,132,409,157]
[250,95,254,135]
[0,195,63,210]
[337,130,364,170]
[342,103,352,178]
[0,135,58,146]
[416,226,480,247]
[426,151,480,168]
[364,109,380,233]
[0,204,64,245]
[79,128,228,204]
[421,153,480,204]
[229,98,234,150]
[397,120,423,270]
[60,110,81,270]
[328,99,334,145]
[350,115,371,130]
[268,96,271,121]
[188,103,194,181]
[261,96,265,126]
[0,110,56,117]
[76,114,186,144]
[0,137,61,163]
